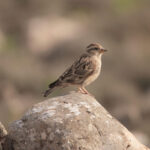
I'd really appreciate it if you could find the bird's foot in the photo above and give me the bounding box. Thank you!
[78,87,94,97]
[78,88,85,94]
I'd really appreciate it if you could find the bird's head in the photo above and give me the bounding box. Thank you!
[86,43,107,56]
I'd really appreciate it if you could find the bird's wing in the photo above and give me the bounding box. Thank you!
[59,53,95,84]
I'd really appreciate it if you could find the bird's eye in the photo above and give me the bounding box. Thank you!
[94,47,98,50]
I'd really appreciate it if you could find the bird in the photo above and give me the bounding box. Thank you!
[43,43,107,97]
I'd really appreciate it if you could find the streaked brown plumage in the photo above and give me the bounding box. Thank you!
[44,43,107,97]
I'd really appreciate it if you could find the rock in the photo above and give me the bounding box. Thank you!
[0,122,8,150]
[0,122,7,143]
[2,92,150,150]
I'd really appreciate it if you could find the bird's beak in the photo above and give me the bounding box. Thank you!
[101,49,108,53]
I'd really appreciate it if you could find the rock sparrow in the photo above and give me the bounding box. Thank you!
[44,43,107,97]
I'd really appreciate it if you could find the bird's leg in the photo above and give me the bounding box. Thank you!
[78,87,94,97]
[81,87,94,97]
[81,87,89,94]
[78,87,86,94]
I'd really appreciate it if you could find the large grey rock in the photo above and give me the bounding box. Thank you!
[2,92,150,150]
[0,122,7,142]
[0,122,7,150]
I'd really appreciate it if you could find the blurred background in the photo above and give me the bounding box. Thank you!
[0,0,150,146]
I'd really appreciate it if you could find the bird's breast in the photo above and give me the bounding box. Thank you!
[83,55,102,86]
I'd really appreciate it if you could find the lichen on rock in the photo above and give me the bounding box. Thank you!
[2,93,150,150]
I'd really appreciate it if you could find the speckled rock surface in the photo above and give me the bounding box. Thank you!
[0,122,7,142]
[3,92,150,150]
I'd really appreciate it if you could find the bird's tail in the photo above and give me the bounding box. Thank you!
[43,80,60,97]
